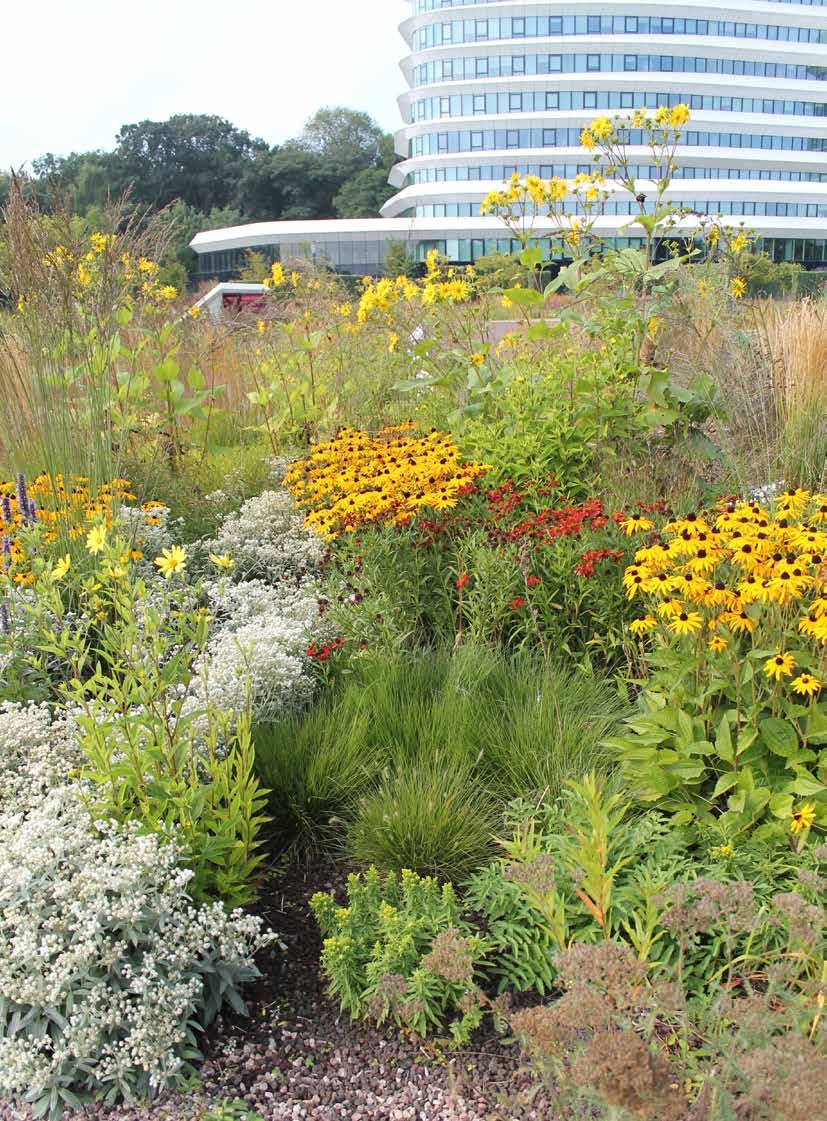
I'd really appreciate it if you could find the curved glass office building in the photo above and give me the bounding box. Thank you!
[191,0,827,278]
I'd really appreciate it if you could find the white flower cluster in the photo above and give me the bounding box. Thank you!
[115,501,173,555]
[205,489,324,582]
[189,577,331,723]
[0,785,271,1115]
[0,701,82,813]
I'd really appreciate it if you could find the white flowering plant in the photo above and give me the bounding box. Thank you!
[202,488,325,583]
[0,785,272,1119]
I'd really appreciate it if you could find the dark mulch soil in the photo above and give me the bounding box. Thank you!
[1,860,550,1121]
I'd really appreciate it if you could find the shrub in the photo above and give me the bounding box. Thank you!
[283,424,489,539]
[21,535,270,908]
[610,492,827,837]
[0,785,271,1119]
[192,577,327,723]
[325,477,645,669]
[0,701,81,813]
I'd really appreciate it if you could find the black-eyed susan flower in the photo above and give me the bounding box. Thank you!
[763,652,796,682]
[790,803,817,834]
[790,672,821,697]
[668,610,703,637]
[708,634,728,653]
[622,513,654,536]
[629,615,658,635]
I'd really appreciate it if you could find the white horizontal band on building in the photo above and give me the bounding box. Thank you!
[191,0,827,279]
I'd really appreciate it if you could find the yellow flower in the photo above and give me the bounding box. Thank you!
[731,233,747,254]
[388,332,399,354]
[76,263,92,288]
[790,672,821,697]
[790,803,817,835]
[668,103,690,127]
[590,116,613,142]
[629,615,658,635]
[730,277,747,299]
[470,353,485,367]
[708,635,729,653]
[188,305,201,319]
[154,545,187,580]
[209,552,235,571]
[257,320,267,334]
[86,524,107,555]
[580,127,596,151]
[49,554,71,582]
[623,514,654,536]
[668,610,703,636]
[158,285,178,301]
[763,652,796,681]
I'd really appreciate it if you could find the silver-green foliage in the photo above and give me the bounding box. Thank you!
[0,786,272,1120]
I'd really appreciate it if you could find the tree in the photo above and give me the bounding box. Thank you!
[297,107,387,182]
[111,114,267,212]
[334,167,394,218]
[384,240,418,277]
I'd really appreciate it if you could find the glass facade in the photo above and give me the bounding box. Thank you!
[387,0,827,267]
[192,0,827,280]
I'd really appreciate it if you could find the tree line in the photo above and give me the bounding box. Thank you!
[1,108,399,283]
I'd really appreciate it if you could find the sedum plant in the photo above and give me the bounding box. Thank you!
[0,784,271,1119]
[311,866,488,1045]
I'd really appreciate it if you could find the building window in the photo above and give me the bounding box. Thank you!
[587,54,601,71]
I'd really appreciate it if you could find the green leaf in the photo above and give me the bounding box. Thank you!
[760,718,799,759]
[504,286,544,308]
[715,716,734,763]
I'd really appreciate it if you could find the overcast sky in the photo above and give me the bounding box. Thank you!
[2,0,408,169]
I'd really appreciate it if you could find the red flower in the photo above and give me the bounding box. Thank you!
[455,572,470,590]
[526,575,541,588]
[307,635,346,662]
[509,597,526,610]
[575,548,625,579]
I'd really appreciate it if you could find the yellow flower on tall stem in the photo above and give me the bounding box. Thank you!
[623,514,654,536]
[86,524,107,555]
[154,545,187,580]
[668,610,703,637]
[629,615,657,635]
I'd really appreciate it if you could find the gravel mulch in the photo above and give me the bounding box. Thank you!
[1,861,550,1121]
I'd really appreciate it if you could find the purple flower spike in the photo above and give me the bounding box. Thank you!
[0,497,10,526]
[15,473,29,525]
[1,535,10,561]
[27,498,37,523]
[0,601,10,636]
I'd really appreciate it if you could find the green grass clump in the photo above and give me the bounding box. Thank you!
[253,646,628,878]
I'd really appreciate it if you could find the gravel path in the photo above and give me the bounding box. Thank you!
[1,863,550,1121]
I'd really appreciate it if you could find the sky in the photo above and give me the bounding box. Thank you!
[1,0,409,170]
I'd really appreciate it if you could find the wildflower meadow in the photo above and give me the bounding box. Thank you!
[0,108,824,1121]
